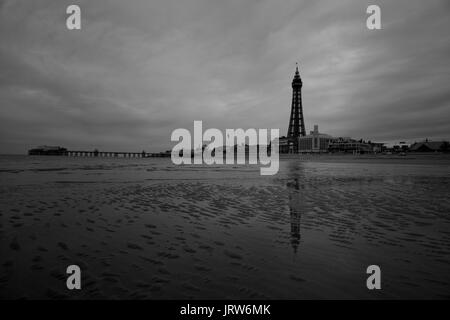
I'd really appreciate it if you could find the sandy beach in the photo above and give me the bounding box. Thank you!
[1,154,449,299]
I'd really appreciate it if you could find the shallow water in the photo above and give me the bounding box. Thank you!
[1,155,450,299]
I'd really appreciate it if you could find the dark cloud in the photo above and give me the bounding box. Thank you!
[0,0,449,153]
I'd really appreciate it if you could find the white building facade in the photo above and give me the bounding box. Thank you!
[298,125,333,153]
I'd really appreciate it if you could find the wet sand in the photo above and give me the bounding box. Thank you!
[0,154,449,299]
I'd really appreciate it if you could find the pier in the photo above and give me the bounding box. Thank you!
[65,150,170,158]
[28,146,170,157]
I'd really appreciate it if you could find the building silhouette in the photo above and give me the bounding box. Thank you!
[287,63,306,149]
[280,64,307,153]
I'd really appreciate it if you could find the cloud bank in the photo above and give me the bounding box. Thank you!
[0,0,449,153]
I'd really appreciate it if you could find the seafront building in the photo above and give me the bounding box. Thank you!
[409,140,450,152]
[328,138,374,154]
[297,125,333,153]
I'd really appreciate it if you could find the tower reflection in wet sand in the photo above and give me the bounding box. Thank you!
[286,163,307,254]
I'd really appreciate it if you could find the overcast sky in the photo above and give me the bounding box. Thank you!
[0,0,449,153]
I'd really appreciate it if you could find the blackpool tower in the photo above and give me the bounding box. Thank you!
[287,63,306,145]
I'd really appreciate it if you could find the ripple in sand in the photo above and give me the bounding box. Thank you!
[127,243,143,250]
[289,275,306,282]
[223,249,243,260]
[10,237,20,251]
[57,242,68,250]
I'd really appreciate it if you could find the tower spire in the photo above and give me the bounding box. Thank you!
[294,62,300,79]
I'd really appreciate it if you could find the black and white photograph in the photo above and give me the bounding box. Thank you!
[0,0,449,307]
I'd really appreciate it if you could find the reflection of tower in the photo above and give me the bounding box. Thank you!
[287,178,302,253]
[287,63,306,153]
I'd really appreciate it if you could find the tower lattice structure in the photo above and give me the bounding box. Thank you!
[287,64,306,142]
